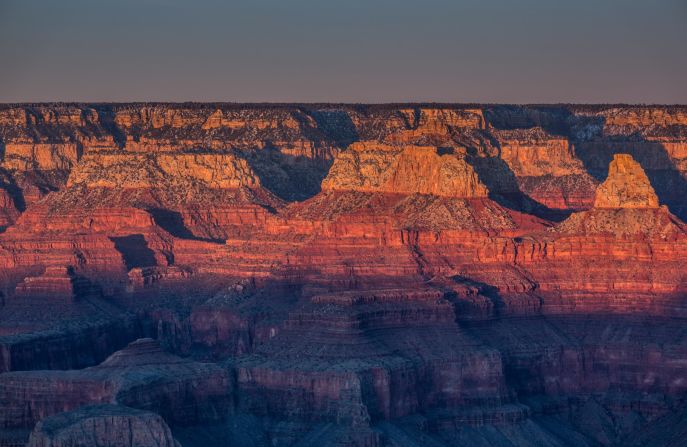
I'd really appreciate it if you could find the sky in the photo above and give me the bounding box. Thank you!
[0,0,685,103]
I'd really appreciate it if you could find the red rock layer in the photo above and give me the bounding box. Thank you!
[235,287,507,423]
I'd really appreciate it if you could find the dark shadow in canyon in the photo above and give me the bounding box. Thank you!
[449,275,505,317]
[482,106,687,222]
[148,208,196,239]
[148,208,224,243]
[306,109,359,148]
[483,105,574,137]
[241,108,358,202]
[0,165,70,230]
[0,180,25,213]
[95,106,126,149]
[110,234,157,270]
[244,143,334,202]
[0,169,26,213]
[468,151,573,222]
[0,139,26,215]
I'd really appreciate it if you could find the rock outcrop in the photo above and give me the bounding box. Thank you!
[594,154,660,209]
[67,152,261,190]
[26,405,180,447]
[322,142,488,198]
[555,154,683,238]
[492,127,599,210]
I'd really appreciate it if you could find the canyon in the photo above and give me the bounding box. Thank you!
[0,103,686,446]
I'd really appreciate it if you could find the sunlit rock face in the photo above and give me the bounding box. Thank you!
[594,154,660,209]
[0,103,687,446]
[322,142,489,198]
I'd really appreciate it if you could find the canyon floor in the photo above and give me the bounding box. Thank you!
[0,103,686,446]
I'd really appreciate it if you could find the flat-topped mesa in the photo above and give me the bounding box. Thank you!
[321,142,489,198]
[67,152,260,189]
[593,154,659,209]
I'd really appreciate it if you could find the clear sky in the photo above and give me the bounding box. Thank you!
[1,0,685,103]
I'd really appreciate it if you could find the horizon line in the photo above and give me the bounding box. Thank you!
[2,101,687,108]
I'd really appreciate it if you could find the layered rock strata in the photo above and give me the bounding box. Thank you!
[0,104,686,446]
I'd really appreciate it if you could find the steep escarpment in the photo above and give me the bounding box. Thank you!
[0,104,686,446]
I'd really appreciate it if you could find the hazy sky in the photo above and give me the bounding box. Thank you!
[1,0,685,103]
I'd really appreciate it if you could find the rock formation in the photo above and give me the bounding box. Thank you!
[322,142,488,198]
[67,152,261,190]
[26,405,180,447]
[594,154,660,208]
[0,103,686,446]
[556,154,684,237]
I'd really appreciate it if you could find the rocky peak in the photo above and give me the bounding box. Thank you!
[593,154,659,209]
